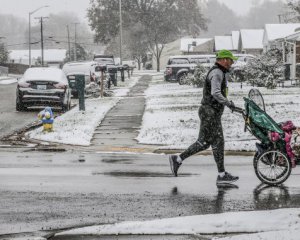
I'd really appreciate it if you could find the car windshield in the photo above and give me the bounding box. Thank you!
[169,58,189,64]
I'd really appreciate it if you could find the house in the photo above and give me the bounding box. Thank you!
[262,24,300,81]
[153,37,214,70]
[276,31,300,80]
[240,29,264,55]
[232,31,240,51]
[180,38,214,54]
[214,36,235,52]
[152,38,181,70]
[263,23,300,51]
[9,49,67,67]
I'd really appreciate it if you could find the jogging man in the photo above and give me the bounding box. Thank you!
[169,49,239,185]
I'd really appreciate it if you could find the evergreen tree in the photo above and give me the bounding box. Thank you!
[183,64,208,87]
[242,49,283,89]
[0,43,8,64]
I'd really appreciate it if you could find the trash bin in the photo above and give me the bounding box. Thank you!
[107,65,118,86]
[67,73,85,111]
[75,74,85,111]
[67,74,78,98]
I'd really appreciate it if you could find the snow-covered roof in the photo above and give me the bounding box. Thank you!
[214,36,234,51]
[264,23,300,43]
[240,29,264,49]
[231,31,240,50]
[9,49,67,62]
[284,31,300,41]
[180,38,212,52]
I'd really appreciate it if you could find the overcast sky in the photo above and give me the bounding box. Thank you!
[0,0,286,24]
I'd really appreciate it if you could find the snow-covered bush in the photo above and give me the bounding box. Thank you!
[182,64,209,87]
[242,49,284,89]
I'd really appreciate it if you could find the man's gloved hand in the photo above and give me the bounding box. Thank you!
[228,100,235,111]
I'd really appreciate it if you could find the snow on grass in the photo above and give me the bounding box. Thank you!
[137,74,300,151]
[27,97,119,146]
[26,75,140,146]
[55,208,300,238]
[0,78,17,84]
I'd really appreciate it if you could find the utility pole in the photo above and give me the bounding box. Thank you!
[28,5,49,67]
[72,22,80,61]
[35,16,48,66]
[66,25,71,61]
[119,0,123,65]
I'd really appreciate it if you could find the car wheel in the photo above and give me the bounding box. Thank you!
[62,103,68,112]
[62,100,71,112]
[178,74,186,85]
[61,96,71,112]
[16,98,26,111]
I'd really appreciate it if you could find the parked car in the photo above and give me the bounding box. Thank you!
[93,54,118,72]
[122,60,136,69]
[93,54,115,65]
[93,54,119,87]
[62,61,97,97]
[16,67,71,112]
[164,54,255,84]
[164,56,197,84]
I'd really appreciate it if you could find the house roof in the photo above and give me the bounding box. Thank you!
[180,38,212,52]
[284,31,300,41]
[231,31,240,50]
[9,49,67,62]
[240,29,264,49]
[214,36,234,51]
[264,23,300,42]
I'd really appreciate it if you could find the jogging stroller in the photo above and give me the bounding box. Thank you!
[234,89,300,185]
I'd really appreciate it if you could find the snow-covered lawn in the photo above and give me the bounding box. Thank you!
[55,208,300,239]
[137,74,300,151]
[26,70,300,149]
[0,77,17,84]
[26,75,141,145]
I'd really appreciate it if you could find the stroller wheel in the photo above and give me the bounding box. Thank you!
[253,150,292,185]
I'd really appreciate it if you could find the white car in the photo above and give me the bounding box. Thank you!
[16,67,71,112]
[62,61,97,97]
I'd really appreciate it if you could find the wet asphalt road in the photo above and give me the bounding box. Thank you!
[0,82,37,140]
[1,150,300,238]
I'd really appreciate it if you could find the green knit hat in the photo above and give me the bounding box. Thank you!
[216,49,238,61]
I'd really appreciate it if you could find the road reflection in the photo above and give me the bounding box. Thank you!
[253,183,291,209]
[215,184,239,213]
[168,182,300,215]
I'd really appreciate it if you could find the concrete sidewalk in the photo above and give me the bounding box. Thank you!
[87,74,162,153]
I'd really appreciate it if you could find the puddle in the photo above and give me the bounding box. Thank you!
[96,171,195,177]
[102,158,134,164]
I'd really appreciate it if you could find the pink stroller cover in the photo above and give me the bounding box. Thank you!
[281,121,296,168]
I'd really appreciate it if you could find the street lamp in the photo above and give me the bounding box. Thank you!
[119,0,123,65]
[29,5,49,67]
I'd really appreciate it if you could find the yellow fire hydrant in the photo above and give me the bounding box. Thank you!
[38,107,54,132]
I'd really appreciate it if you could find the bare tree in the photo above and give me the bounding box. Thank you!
[88,0,207,71]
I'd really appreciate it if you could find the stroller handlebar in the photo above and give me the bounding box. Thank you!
[232,106,244,114]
